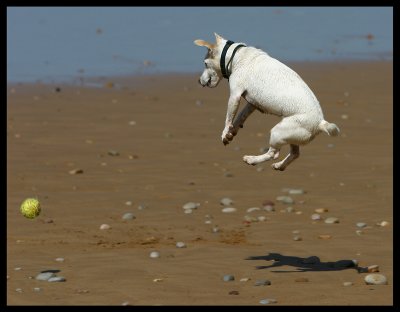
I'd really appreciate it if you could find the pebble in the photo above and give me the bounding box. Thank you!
[315,208,329,213]
[108,150,120,156]
[364,274,388,285]
[48,276,66,282]
[318,234,332,240]
[222,207,237,213]
[212,226,220,233]
[55,257,65,262]
[247,207,261,213]
[138,204,147,210]
[14,267,22,271]
[149,251,160,259]
[254,279,271,286]
[259,298,277,305]
[276,195,294,204]
[223,275,235,282]
[263,205,275,212]
[220,197,234,206]
[343,282,353,287]
[228,290,239,295]
[184,209,193,214]
[356,222,367,228]
[204,220,212,224]
[69,168,84,175]
[257,216,267,222]
[128,120,136,126]
[182,202,200,210]
[341,114,349,120]
[293,236,302,241]
[35,272,56,281]
[311,213,322,221]
[122,212,136,220]
[176,242,186,248]
[285,206,295,213]
[288,188,305,195]
[325,217,340,224]
[295,277,309,282]
[121,302,131,306]
[244,215,258,222]
[262,200,275,206]
[367,265,380,273]
[153,278,163,282]
[15,288,23,293]
[240,277,251,282]
[99,224,111,230]
[377,221,390,227]
[125,201,133,206]
[33,287,42,292]
[356,230,363,236]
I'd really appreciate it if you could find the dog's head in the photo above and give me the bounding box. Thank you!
[194,33,227,88]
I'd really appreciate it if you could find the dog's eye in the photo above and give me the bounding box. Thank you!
[204,60,209,68]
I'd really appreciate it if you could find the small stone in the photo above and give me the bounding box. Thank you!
[240,277,251,282]
[259,298,277,304]
[69,168,84,175]
[99,224,111,230]
[318,234,332,240]
[122,212,136,220]
[55,258,65,262]
[204,220,212,224]
[343,282,353,286]
[153,278,163,282]
[254,279,271,286]
[276,195,294,204]
[222,207,237,213]
[108,150,120,156]
[288,189,305,195]
[325,217,340,224]
[263,205,275,212]
[311,214,322,221]
[244,215,258,222]
[293,236,302,241]
[125,201,133,206]
[377,221,390,227]
[176,242,186,248]
[364,274,388,285]
[356,222,367,228]
[295,277,309,282]
[182,202,200,210]
[149,251,160,259]
[356,230,363,236]
[341,114,349,120]
[257,216,267,222]
[15,288,23,293]
[229,290,239,295]
[184,208,193,214]
[138,204,147,210]
[367,265,380,273]
[262,200,275,207]
[212,226,220,233]
[220,197,234,206]
[247,207,261,213]
[121,302,130,306]
[315,208,329,213]
[48,276,66,282]
[128,121,136,126]
[223,275,235,282]
[33,287,42,292]
[295,211,303,215]
[36,272,56,281]
[14,267,22,271]
[285,206,295,213]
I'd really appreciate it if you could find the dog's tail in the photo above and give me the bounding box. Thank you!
[318,120,340,136]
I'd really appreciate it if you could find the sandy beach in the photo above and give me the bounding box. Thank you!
[7,61,393,305]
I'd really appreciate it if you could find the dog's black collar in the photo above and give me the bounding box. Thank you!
[220,40,246,79]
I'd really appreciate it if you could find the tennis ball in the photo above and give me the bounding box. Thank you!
[20,198,41,219]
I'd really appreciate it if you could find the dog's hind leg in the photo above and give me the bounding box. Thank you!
[271,144,299,171]
[243,147,280,165]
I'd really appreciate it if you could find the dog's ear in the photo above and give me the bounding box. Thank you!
[194,39,215,50]
[214,33,225,44]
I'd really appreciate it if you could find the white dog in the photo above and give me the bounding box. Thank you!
[194,33,340,171]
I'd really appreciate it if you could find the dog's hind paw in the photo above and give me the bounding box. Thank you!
[271,163,285,171]
[243,155,258,166]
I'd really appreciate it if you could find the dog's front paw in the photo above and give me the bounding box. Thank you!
[243,155,258,166]
[221,125,237,145]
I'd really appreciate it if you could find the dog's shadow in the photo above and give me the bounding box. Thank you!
[246,252,361,273]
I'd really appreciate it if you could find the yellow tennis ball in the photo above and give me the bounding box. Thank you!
[20,198,41,219]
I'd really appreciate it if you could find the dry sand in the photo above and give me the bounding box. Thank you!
[7,61,393,305]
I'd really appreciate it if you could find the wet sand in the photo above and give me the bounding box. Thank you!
[7,61,393,305]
